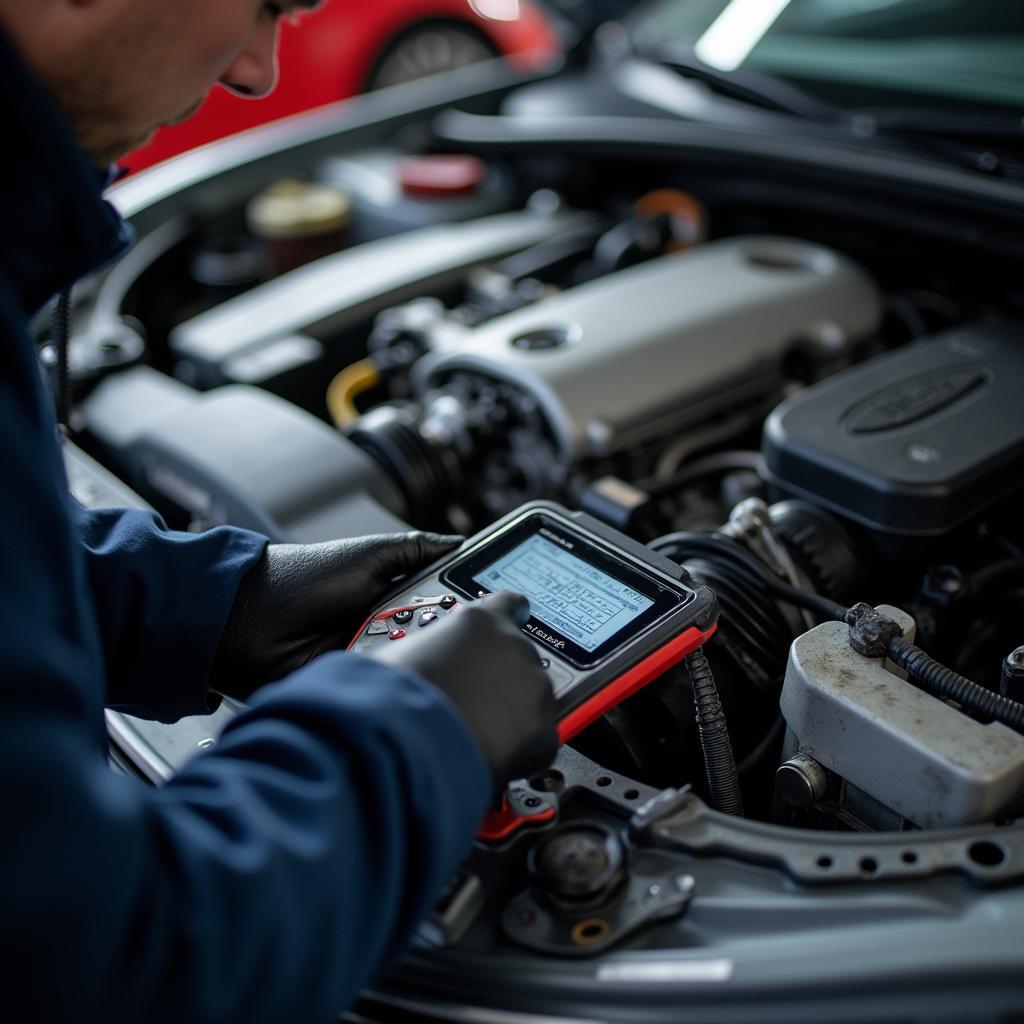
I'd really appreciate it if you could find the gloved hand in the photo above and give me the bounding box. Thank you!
[211,532,462,699]
[370,591,559,789]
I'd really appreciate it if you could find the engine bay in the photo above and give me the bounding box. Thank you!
[55,69,1024,1019]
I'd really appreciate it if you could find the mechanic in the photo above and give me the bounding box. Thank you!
[0,2,558,1022]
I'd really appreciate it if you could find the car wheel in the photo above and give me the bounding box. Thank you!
[367,21,499,90]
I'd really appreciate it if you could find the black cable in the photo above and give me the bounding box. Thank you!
[695,565,784,658]
[684,648,743,816]
[736,714,786,778]
[494,222,606,283]
[969,558,1024,596]
[644,450,764,499]
[654,531,821,694]
[660,529,1024,739]
[51,289,71,426]
[652,531,848,622]
[757,575,1024,731]
[657,544,791,684]
[887,637,1024,733]
[761,575,848,622]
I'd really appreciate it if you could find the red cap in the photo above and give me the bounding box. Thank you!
[399,155,486,198]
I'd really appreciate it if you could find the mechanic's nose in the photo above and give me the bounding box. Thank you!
[220,19,280,98]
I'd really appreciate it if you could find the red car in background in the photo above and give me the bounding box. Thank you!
[124,0,560,173]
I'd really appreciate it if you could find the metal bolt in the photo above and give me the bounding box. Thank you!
[921,565,967,608]
[1001,646,1024,701]
[776,753,829,808]
[723,497,771,539]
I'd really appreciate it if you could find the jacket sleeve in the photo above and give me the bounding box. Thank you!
[0,290,492,1024]
[73,503,268,722]
[4,651,491,1024]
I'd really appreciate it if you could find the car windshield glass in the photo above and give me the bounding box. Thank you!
[627,0,1024,114]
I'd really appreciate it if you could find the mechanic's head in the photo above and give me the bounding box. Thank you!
[0,0,320,166]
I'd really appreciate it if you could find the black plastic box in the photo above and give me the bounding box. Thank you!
[762,322,1024,537]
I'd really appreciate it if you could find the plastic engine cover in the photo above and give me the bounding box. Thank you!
[762,321,1024,537]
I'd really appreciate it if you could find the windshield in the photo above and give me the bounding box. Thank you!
[628,0,1024,113]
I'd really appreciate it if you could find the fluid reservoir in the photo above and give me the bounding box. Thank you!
[316,149,515,239]
[247,178,352,276]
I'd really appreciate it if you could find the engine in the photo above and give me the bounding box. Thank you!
[349,233,881,525]
[71,164,1024,838]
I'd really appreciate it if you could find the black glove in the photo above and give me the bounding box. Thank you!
[211,532,462,699]
[370,591,559,789]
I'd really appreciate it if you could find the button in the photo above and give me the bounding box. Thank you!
[388,629,407,640]
[366,619,389,636]
[539,658,551,669]
[419,612,439,627]
[439,595,457,610]
[392,609,414,625]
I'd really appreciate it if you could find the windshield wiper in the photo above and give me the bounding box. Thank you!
[630,39,1024,180]
[864,109,1024,142]
[638,41,840,121]
[853,109,1024,178]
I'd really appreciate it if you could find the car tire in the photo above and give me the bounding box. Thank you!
[367,20,500,91]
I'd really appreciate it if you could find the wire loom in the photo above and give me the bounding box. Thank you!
[650,531,828,691]
[655,531,1024,736]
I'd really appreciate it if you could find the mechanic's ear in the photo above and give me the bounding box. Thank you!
[220,15,280,98]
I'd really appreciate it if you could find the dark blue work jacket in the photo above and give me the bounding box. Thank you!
[0,25,488,1023]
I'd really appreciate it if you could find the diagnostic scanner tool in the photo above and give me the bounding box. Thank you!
[350,501,718,744]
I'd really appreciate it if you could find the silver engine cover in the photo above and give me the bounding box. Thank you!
[416,236,882,459]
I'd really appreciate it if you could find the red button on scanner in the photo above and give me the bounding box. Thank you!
[388,629,407,640]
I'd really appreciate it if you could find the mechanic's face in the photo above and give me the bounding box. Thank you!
[44,0,314,166]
